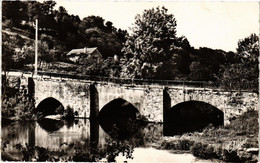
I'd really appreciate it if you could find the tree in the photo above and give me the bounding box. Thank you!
[53,6,82,49]
[189,47,227,81]
[84,28,122,58]
[2,33,27,97]
[79,16,106,32]
[2,38,14,72]
[121,6,178,79]
[78,15,126,58]
[2,33,31,70]
[222,33,259,89]
[174,36,191,50]
[2,1,25,26]
[175,49,191,75]
[237,33,258,63]
[189,61,210,81]
[27,1,56,28]
[116,28,128,43]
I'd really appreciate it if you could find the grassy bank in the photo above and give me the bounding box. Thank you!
[160,109,259,162]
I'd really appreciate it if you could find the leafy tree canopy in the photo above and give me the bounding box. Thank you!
[237,33,259,64]
[222,33,259,88]
[121,6,180,79]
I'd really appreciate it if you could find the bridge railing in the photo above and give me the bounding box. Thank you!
[4,70,258,92]
[36,71,215,86]
[36,71,260,91]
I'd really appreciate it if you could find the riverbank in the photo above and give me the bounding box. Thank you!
[158,109,258,162]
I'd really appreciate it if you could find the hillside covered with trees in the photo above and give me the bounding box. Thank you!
[2,1,258,89]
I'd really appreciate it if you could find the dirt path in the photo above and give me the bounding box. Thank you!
[2,29,31,40]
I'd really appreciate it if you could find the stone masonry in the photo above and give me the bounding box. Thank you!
[17,74,258,124]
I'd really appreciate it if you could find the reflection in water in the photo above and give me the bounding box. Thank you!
[1,121,36,159]
[37,118,65,132]
[90,119,99,149]
[1,119,163,161]
[28,122,35,147]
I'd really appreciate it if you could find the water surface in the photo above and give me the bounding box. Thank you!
[1,118,218,162]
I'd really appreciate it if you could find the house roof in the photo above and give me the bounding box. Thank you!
[67,47,98,56]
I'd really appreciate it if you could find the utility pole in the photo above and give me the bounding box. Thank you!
[35,19,38,75]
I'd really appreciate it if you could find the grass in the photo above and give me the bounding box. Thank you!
[160,109,259,162]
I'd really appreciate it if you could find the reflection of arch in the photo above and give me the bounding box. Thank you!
[36,97,64,117]
[37,118,64,133]
[98,98,140,139]
[164,100,224,136]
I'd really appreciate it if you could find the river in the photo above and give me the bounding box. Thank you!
[1,118,216,162]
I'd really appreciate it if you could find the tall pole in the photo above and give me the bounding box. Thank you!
[35,19,38,75]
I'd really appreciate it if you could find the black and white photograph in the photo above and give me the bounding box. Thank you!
[1,1,259,162]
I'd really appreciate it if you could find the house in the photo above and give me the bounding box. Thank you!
[66,47,102,64]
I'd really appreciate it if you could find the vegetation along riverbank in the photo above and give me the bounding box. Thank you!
[159,109,258,162]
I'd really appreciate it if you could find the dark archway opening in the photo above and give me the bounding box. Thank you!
[98,98,141,140]
[164,101,224,136]
[36,97,64,118]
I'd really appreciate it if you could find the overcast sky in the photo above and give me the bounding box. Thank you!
[55,1,259,52]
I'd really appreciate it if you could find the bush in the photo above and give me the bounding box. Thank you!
[161,139,194,151]
[13,143,51,161]
[62,106,75,120]
[221,149,240,162]
[242,139,258,148]
[230,109,258,137]
[2,91,36,120]
[177,139,194,150]
[190,142,218,159]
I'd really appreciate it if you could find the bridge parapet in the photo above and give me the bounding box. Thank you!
[35,71,258,91]
[4,70,258,91]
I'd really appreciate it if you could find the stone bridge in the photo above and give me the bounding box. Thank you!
[17,72,258,125]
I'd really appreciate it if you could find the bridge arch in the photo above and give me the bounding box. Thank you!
[164,100,224,136]
[36,97,65,117]
[98,98,140,139]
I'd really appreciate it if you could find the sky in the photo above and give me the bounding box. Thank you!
[55,1,259,52]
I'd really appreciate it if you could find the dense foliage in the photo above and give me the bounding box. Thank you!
[2,2,258,87]
[222,34,259,87]
[2,1,127,59]
[121,7,195,80]
[2,90,36,120]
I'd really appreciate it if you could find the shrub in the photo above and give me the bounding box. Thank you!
[221,149,240,162]
[177,139,194,150]
[161,139,194,151]
[229,109,258,137]
[190,142,218,159]
[62,106,75,120]
[160,140,177,150]
[2,91,35,120]
[242,139,258,148]
[13,143,51,161]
